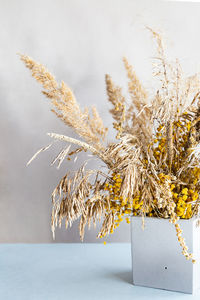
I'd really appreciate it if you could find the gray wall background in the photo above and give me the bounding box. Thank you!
[1,0,200,243]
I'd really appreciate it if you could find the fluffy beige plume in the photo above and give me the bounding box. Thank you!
[123,56,148,108]
[19,54,107,149]
[122,57,152,145]
[105,74,126,138]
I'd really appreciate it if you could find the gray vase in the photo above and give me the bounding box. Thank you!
[131,216,200,294]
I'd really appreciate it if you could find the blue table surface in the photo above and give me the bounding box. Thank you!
[0,243,199,300]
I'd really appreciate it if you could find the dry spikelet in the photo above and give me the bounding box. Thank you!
[51,165,95,238]
[97,212,115,238]
[79,197,106,241]
[47,132,113,168]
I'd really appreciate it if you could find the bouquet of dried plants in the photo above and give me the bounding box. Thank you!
[20,29,200,263]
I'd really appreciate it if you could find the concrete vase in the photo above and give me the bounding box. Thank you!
[131,217,200,294]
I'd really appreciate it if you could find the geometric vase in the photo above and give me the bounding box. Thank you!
[131,216,200,294]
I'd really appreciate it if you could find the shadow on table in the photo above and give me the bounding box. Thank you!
[109,270,133,284]
[106,271,189,298]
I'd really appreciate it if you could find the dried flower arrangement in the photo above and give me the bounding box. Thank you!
[20,28,200,263]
